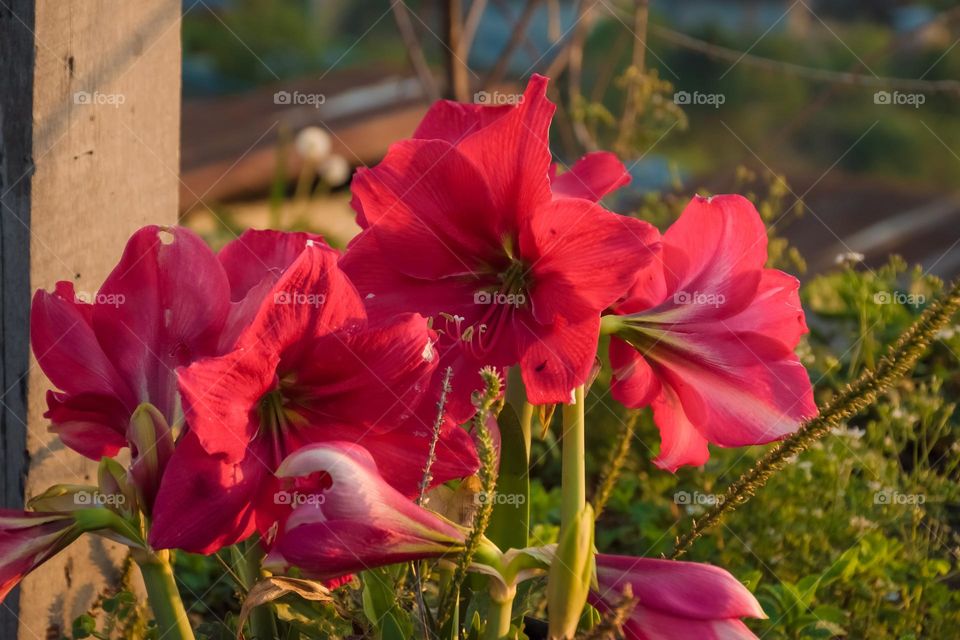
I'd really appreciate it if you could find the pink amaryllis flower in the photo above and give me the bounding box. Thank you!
[149,241,478,554]
[264,442,470,580]
[341,74,659,406]
[30,227,332,507]
[592,554,766,639]
[607,195,817,471]
[30,226,235,460]
[0,511,85,603]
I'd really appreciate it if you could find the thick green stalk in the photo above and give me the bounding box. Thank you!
[560,386,586,531]
[484,593,515,640]
[671,279,960,558]
[133,550,195,640]
[232,539,277,640]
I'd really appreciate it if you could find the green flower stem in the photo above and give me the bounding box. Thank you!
[132,549,195,640]
[484,591,515,640]
[232,538,277,640]
[560,385,587,531]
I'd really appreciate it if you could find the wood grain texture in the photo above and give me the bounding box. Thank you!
[1,1,181,636]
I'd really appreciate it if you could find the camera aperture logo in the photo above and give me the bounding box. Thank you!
[274,291,326,307]
[673,90,725,108]
[474,290,526,307]
[74,490,126,507]
[74,291,125,308]
[474,91,523,106]
[673,290,726,308]
[474,491,526,506]
[873,90,925,108]
[873,290,925,307]
[274,90,326,109]
[873,490,925,505]
[674,490,723,506]
[73,91,126,108]
[273,490,325,507]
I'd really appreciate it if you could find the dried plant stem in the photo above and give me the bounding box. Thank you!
[615,0,649,150]
[437,368,503,630]
[671,280,960,558]
[390,0,440,102]
[592,411,639,519]
[418,366,454,506]
[578,585,636,640]
[483,0,542,88]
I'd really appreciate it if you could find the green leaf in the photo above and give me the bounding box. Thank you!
[486,404,530,550]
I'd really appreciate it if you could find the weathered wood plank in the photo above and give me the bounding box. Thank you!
[1,1,181,636]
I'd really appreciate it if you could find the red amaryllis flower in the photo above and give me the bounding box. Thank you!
[264,442,469,580]
[149,241,478,554]
[607,195,817,471]
[0,511,84,603]
[591,554,766,640]
[341,74,659,406]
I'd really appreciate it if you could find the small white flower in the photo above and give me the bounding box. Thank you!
[295,126,332,163]
[319,154,351,186]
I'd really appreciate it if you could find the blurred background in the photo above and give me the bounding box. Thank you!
[178,0,960,278]
[167,2,960,638]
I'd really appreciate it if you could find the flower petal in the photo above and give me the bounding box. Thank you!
[551,152,631,202]
[595,554,765,621]
[609,338,661,409]
[92,226,231,422]
[349,139,503,279]
[524,198,660,323]
[149,432,262,553]
[516,314,600,405]
[455,74,555,223]
[218,230,327,302]
[413,99,512,143]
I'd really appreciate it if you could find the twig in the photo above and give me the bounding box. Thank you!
[651,24,960,95]
[615,0,649,151]
[670,280,960,558]
[568,0,597,150]
[461,0,489,59]
[443,0,471,101]
[391,1,441,102]
[592,411,640,519]
[484,0,542,88]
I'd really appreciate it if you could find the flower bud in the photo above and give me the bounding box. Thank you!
[127,403,174,513]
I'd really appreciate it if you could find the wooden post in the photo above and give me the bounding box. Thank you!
[0,1,181,636]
